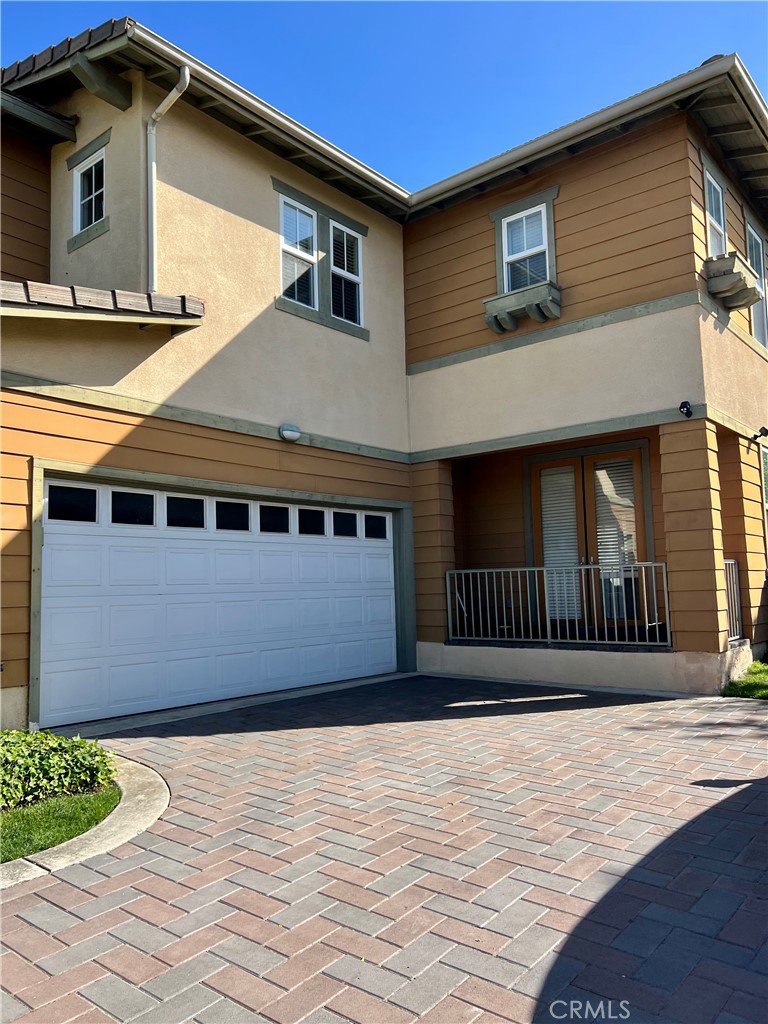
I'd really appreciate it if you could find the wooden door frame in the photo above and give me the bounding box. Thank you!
[523,439,654,567]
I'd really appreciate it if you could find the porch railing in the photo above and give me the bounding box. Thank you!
[446,563,670,647]
[724,559,742,641]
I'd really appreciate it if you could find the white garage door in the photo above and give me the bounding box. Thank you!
[40,480,397,727]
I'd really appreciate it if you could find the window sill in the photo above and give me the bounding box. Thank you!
[275,294,370,341]
[483,281,561,333]
[67,217,110,254]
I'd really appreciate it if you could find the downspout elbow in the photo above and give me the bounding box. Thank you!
[147,65,191,292]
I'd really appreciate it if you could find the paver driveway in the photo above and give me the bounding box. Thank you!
[1,676,766,1024]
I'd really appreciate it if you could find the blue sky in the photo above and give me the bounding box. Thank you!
[2,1,766,190]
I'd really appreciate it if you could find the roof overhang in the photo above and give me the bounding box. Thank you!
[408,54,768,221]
[3,22,766,225]
[0,90,76,142]
[1,18,410,221]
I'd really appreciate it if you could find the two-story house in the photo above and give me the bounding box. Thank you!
[1,18,766,731]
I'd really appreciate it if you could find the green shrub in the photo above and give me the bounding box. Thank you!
[0,731,116,810]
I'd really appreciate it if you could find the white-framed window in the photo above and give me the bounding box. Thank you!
[746,222,767,348]
[280,197,317,309]
[72,149,105,235]
[704,170,727,257]
[330,221,363,326]
[501,204,549,292]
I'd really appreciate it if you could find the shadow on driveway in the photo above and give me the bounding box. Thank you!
[532,777,768,1023]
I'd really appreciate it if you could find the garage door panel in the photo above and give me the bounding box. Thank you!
[46,544,102,587]
[40,482,397,726]
[44,604,102,656]
[109,603,161,647]
[166,601,215,642]
[108,661,162,711]
[42,664,104,721]
[109,545,159,587]
[166,547,211,586]
[259,551,293,583]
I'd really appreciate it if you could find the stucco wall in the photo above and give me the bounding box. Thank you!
[407,303,705,453]
[699,310,768,431]
[50,72,146,293]
[40,79,409,453]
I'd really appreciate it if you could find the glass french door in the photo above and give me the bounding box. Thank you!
[532,452,646,635]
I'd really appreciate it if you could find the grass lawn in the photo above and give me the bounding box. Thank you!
[723,660,768,699]
[0,784,120,863]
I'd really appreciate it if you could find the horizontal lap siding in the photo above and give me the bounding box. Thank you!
[1,127,50,284]
[0,389,412,690]
[688,123,768,340]
[404,114,698,366]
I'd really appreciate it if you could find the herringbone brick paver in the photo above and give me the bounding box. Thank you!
[1,676,765,1023]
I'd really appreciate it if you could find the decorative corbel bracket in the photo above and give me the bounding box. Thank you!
[70,53,132,111]
[483,282,562,334]
[704,252,761,311]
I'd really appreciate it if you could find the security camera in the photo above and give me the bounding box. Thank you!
[678,401,692,418]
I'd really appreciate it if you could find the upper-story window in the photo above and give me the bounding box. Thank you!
[280,198,317,309]
[704,170,727,257]
[75,151,105,234]
[273,177,370,341]
[502,205,548,292]
[330,222,363,325]
[746,222,767,348]
[66,128,111,253]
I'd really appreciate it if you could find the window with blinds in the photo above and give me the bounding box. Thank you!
[331,223,362,325]
[540,465,581,619]
[705,171,726,257]
[593,459,638,566]
[280,198,317,308]
[502,205,548,292]
[747,224,767,348]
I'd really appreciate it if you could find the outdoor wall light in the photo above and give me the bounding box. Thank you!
[678,401,693,419]
[278,423,302,442]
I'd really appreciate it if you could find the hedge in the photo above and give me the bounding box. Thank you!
[0,730,116,810]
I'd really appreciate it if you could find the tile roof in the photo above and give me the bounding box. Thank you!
[1,280,204,319]
[1,17,132,87]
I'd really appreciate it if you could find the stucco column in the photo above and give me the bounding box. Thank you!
[660,419,729,654]
[718,430,768,645]
[412,460,455,644]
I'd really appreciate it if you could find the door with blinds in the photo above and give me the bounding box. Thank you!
[532,451,646,634]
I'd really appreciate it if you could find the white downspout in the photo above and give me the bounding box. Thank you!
[147,65,190,292]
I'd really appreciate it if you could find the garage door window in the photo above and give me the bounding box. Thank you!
[112,490,154,526]
[364,514,387,540]
[47,484,97,523]
[260,504,290,533]
[333,511,358,537]
[167,495,205,529]
[216,500,250,531]
[298,508,326,535]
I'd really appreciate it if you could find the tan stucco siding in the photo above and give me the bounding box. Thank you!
[50,73,146,293]
[407,304,705,454]
[42,81,409,453]
[404,113,697,367]
[1,125,50,283]
[0,386,412,726]
[699,311,768,432]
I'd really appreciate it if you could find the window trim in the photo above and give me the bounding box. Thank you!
[280,196,319,312]
[68,131,112,253]
[272,177,370,342]
[489,186,559,297]
[329,220,364,327]
[745,216,768,348]
[704,169,727,257]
